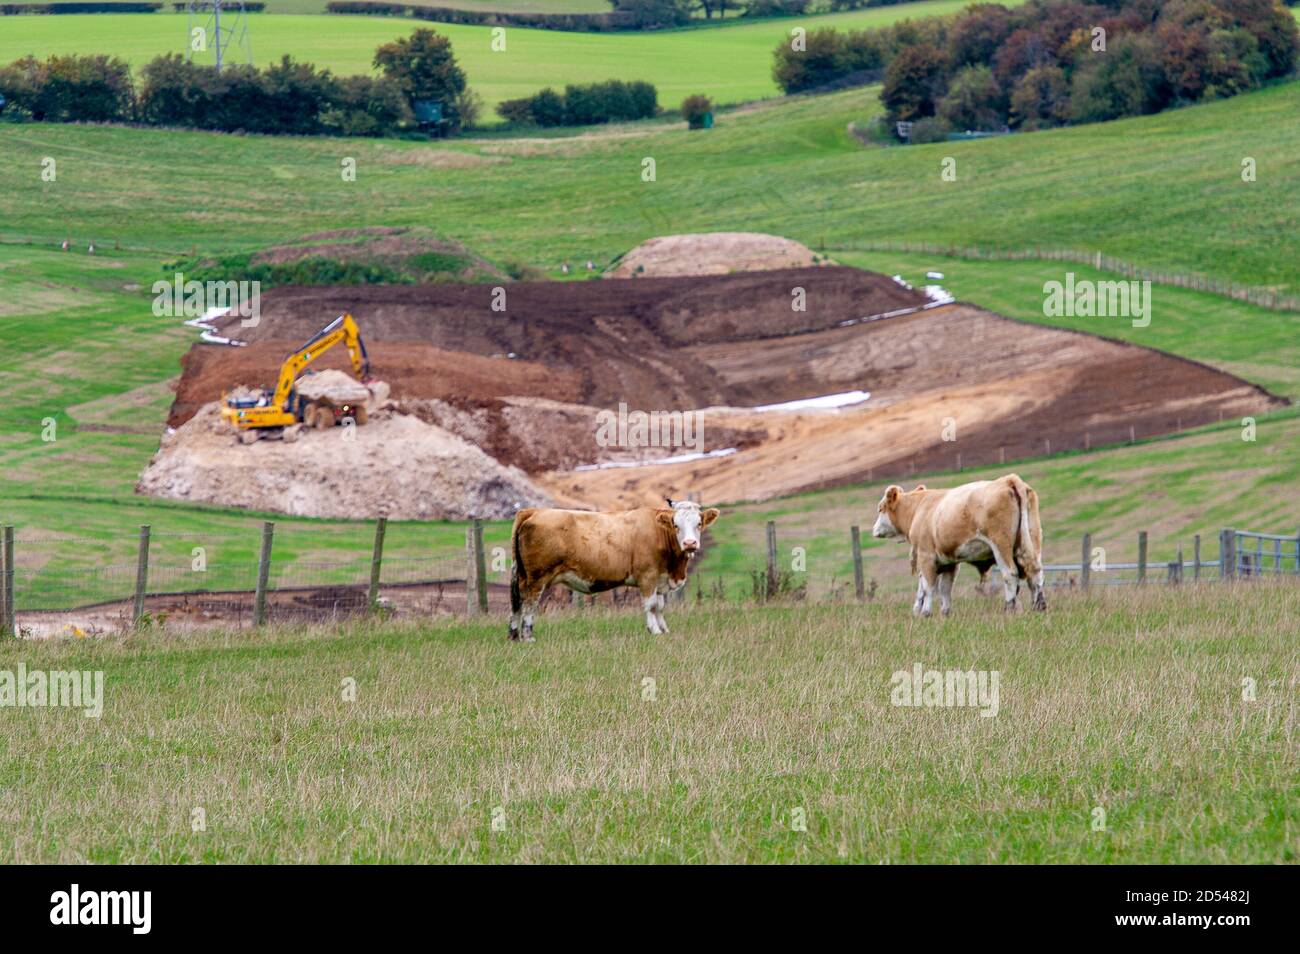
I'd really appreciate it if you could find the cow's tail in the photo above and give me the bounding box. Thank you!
[510,509,535,615]
[1007,475,1030,580]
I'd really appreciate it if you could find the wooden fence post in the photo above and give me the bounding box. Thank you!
[1295,528,1300,576]
[1193,534,1201,582]
[367,516,387,611]
[465,525,477,615]
[1137,531,1148,584]
[1,526,13,638]
[1080,533,1091,589]
[850,525,865,602]
[254,521,274,626]
[132,524,151,628]
[765,521,777,600]
[1223,528,1236,579]
[473,517,488,615]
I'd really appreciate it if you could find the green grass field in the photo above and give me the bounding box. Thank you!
[4,78,1298,290]
[2,585,1296,862]
[0,3,987,110]
[2,75,1299,605]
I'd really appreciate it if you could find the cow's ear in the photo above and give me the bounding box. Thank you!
[701,507,720,528]
[657,510,676,530]
[885,485,902,505]
[912,483,927,492]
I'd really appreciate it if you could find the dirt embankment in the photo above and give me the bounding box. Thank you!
[152,264,1286,517]
[169,340,582,429]
[605,232,831,278]
[139,404,549,520]
[192,266,929,413]
[541,304,1285,509]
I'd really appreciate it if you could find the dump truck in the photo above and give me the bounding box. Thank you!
[221,313,373,444]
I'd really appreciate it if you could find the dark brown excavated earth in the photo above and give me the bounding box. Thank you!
[162,267,1289,510]
[171,266,930,426]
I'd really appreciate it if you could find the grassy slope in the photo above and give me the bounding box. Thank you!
[3,78,1299,602]
[0,3,986,109]
[3,80,1298,290]
[2,587,1296,862]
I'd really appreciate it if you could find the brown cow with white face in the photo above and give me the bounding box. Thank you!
[509,499,719,641]
[873,475,1046,616]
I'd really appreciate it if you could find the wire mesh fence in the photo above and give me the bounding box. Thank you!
[1,516,1296,636]
[836,240,1300,313]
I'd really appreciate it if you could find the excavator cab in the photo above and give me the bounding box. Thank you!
[221,313,372,442]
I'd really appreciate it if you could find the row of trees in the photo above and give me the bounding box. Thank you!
[496,80,658,127]
[0,28,477,136]
[605,0,910,24]
[774,0,1299,136]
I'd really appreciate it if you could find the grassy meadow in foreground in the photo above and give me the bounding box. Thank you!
[1,585,1296,863]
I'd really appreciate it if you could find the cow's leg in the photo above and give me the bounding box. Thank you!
[1017,547,1048,611]
[936,567,956,616]
[639,582,663,635]
[912,577,926,614]
[520,595,542,641]
[917,561,938,617]
[654,591,670,634]
[653,584,676,634]
[984,535,1021,611]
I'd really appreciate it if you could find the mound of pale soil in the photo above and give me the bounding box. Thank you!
[295,368,375,407]
[606,232,829,278]
[137,404,550,520]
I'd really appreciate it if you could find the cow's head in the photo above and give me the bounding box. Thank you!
[871,485,905,539]
[660,499,719,555]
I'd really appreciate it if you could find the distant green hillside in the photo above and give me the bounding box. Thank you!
[3,77,1299,293]
[0,3,991,109]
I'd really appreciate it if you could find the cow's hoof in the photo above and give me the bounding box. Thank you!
[1033,595,1048,611]
[1003,601,1019,613]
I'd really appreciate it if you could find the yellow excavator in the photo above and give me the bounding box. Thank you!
[221,313,372,444]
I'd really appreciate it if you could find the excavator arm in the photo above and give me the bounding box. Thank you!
[222,313,371,433]
[269,313,371,409]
